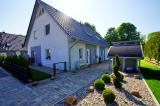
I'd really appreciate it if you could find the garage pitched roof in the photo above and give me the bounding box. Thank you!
[108,45,143,58]
[24,0,108,47]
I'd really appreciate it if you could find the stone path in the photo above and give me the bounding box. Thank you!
[0,68,38,106]
[0,61,110,106]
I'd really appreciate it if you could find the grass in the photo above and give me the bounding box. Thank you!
[140,60,160,103]
[31,69,51,81]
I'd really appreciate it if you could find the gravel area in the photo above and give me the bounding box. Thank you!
[77,73,157,106]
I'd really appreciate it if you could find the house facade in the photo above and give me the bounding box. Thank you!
[107,40,143,72]
[24,0,109,71]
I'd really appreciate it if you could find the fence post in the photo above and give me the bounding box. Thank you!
[53,63,56,77]
[27,67,32,82]
[64,62,67,72]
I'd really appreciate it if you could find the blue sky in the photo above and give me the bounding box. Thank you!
[0,0,160,37]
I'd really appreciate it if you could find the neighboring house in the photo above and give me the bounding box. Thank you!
[107,40,143,72]
[24,0,109,71]
[0,32,27,56]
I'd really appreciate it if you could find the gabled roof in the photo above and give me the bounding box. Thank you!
[107,45,143,58]
[24,0,108,47]
[0,32,26,51]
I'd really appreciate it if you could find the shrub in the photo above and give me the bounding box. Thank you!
[94,79,105,91]
[4,55,29,68]
[112,55,124,89]
[119,72,124,81]
[103,88,115,103]
[115,72,124,81]
[112,75,122,88]
[105,72,109,74]
[0,56,6,66]
[101,74,111,84]
[18,56,29,68]
[0,55,6,61]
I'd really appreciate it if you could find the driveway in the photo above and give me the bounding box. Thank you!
[0,61,110,106]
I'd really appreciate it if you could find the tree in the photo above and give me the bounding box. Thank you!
[140,35,146,49]
[144,32,160,64]
[84,22,101,36]
[104,27,118,45]
[116,22,140,41]
[111,55,124,88]
[148,32,160,40]
[104,22,141,45]
[140,35,146,45]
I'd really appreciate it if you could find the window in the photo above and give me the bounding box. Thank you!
[45,49,51,60]
[45,24,50,35]
[39,8,44,16]
[41,8,44,14]
[34,30,37,40]
[79,48,83,59]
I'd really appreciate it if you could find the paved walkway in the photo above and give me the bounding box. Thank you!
[0,61,110,106]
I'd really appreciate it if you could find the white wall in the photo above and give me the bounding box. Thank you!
[27,9,69,70]
[96,45,100,63]
[105,47,108,60]
[69,41,86,70]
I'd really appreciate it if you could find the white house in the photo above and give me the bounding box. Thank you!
[24,0,109,71]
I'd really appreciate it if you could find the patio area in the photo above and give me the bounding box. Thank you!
[0,61,110,106]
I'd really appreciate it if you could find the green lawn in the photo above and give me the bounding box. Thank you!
[31,69,51,81]
[140,60,160,103]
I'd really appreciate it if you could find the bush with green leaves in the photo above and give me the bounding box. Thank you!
[0,55,6,62]
[101,74,111,84]
[112,55,123,88]
[119,72,124,81]
[114,71,124,81]
[18,56,29,68]
[4,55,29,68]
[112,74,122,88]
[144,32,160,64]
[94,79,105,91]
[103,88,115,103]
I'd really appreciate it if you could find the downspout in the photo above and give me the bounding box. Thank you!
[69,39,78,71]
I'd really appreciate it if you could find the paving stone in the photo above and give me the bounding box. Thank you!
[0,62,110,106]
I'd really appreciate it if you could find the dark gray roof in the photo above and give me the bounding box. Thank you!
[108,45,143,58]
[0,32,25,51]
[112,40,140,46]
[24,0,108,47]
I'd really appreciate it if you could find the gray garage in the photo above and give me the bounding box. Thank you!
[107,41,143,72]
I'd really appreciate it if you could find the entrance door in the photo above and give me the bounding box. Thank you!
[31,46,41,64]
[86,49,90,64]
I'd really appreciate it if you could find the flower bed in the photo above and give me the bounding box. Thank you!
[77,73,156,106]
